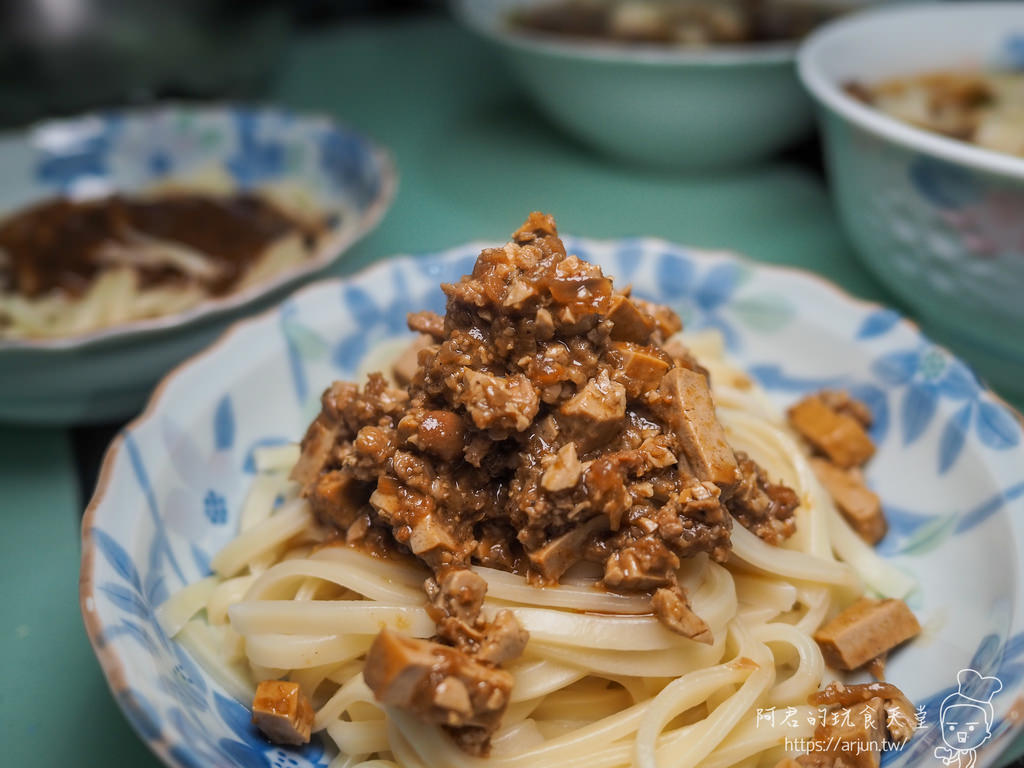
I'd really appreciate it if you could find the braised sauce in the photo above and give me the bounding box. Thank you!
[0,193,315,298]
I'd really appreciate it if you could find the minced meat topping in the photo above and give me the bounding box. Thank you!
[289,212,799,753]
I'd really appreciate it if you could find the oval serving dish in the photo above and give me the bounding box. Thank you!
[82,236,1024,768]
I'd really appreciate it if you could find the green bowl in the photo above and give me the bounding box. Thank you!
[799,3,1024,400]
[452,0,814,170]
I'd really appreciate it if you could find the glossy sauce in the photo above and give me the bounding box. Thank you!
[0,193,314,298]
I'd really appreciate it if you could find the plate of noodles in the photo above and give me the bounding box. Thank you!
[0,104,395,423]
[81,214,1024,768]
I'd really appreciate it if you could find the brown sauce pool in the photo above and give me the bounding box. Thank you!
[0,192,318,299]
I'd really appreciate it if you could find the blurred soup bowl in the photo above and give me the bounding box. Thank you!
[453,0,818,170]
[799,3,1024,397]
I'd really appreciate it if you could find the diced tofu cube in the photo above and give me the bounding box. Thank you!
[656,367,738,492]
[789,395,875,468]
[611,341,670,398]
[527,514,607,580]
[810,458,886,544]
[559,370,627,451]
[815,598,921,671]
[607,295,655,343]
[252,680,314,746]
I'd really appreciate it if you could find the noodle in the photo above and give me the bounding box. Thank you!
[0,236,317,340]
[164,332,914,768]
[0,172,341,340]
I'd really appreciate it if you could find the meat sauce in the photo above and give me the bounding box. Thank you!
[285,212,801,753]
[0,192,315,298]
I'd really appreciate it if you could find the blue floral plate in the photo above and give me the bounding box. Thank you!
[81,238,1024,768]
[0,104,396,424]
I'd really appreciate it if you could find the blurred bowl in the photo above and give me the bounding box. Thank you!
[452,0,817,170]
[0,0,291,127]
[799,2,1024,398]
[0,104,396,424]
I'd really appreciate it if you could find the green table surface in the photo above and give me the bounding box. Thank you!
[2,14,1020,768]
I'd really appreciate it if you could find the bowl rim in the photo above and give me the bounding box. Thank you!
[450,0,799,66]
[0,103,398,353]
[80,235,1024,768]
[797,2,1024,180]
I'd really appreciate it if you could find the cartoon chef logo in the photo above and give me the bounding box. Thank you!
[934,668,1003,768]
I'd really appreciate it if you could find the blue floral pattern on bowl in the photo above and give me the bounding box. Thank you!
[82,238,1024,768]
[18,106,392,207]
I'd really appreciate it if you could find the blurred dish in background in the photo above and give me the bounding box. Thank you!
[509,0,847,46]
[0,104,396,424]
[847,71,1024,158]
[453,0,829,170]
[799,2,1024,399]
[0,183,331,340]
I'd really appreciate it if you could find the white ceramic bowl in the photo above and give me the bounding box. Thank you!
[82,237,1024,768]
[798,3,1024,399]
[452,0,817,170]
[0,105,396,424]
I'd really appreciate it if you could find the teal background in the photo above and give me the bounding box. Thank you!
[1,15,1017,768]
